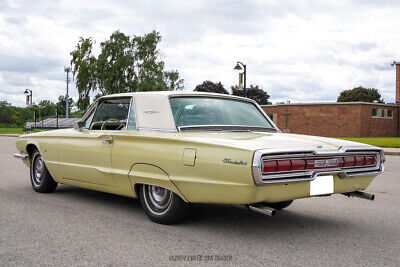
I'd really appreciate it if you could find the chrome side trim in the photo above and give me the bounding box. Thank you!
[137,127,178,133]
[14,153,28,160]
[252,146,385,185]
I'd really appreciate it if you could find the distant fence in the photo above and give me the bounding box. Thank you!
[25,117,81,130]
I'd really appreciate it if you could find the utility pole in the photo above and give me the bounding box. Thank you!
[64,66,71,119]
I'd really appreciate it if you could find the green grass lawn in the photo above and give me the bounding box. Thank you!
[338,137,400,148]
[0,128,44,134]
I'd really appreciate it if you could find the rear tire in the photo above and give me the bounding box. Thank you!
[139,184,188,225]
[263,200,293,210]
[30,149,58,193]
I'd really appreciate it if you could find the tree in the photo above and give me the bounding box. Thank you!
[337,86,383,103]
[231,85,270,105]
[194,81,229,94]
[70,30,184,110]
[0,101,15,125]
[38,100,56,118]
[57,95,74,116]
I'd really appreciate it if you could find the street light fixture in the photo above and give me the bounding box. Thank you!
[233,61,246,91]
[24,88,36,129]
[24,88,32,106]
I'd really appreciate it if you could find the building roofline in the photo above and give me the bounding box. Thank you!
[261,101,399,107]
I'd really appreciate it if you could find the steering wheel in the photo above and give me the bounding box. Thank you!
[101,118,120,130]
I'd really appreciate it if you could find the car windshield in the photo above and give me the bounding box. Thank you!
[169,97,275,131]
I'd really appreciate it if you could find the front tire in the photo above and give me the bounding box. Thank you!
[139,184,188,225]
[30,149,58,193]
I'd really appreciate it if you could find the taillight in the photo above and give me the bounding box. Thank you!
[263,160,277,172]
[365,156,376,165]
[291,159,306,170]
[262,155,376,173]
[277,160,291,171]
[344,156,355,167]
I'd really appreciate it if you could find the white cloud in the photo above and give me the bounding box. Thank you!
[0,0,399,107]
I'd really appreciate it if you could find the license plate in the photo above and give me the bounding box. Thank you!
[310,175,334,196]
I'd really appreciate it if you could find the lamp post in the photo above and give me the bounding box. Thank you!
[234,61,246,91]
[24,89,35,129]
[64,66,71,119]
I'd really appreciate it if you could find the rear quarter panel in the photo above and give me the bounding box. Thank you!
[111,131,256,203]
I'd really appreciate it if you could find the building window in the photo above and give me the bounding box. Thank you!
[388,109,393,118]
[372,109,377,117]
[381,109,385,117]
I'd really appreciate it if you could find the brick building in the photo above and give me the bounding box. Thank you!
[261,61,400,138]
[262,102,399,137]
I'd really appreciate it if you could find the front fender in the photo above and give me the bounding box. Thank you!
[128,163,188,202]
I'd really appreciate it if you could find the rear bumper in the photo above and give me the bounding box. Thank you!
[252,174,376,203]
[175,174,377,204]
[13,153,28,160]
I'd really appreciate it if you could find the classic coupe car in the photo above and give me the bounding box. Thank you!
[14,92,384,224]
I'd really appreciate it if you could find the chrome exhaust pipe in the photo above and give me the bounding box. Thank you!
[342,191,375,201]
[248,204,277,217]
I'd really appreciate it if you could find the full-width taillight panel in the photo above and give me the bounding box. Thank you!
[262,155,376,174]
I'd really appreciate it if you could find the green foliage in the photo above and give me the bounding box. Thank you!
[0,101,15,124]
[38,100,56,118]
[70,30,184,110]
[231,85,270,105]
[57,95,74,116]
[194,81,229,94]
[337,86,383,103]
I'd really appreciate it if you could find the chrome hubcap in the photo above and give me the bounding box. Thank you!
[32,155,44,185]
[146,185,172,211]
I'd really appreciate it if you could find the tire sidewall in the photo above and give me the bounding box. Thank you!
[30,151,43,190]
[139,184,187,224]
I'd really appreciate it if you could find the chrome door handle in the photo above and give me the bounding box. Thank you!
[101,138,113,144]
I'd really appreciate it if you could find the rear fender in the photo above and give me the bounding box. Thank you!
[128,163,188,202]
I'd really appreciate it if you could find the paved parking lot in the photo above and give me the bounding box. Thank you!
[1,136,399,266]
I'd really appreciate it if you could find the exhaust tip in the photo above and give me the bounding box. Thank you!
[270,209,277,217]
[248,205,277,217]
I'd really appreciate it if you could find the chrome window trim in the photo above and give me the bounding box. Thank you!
[252,146,385,185]
[178,125,278,132]
[168,95,280,133]
[125,97,137,131]
[88,97,132,131]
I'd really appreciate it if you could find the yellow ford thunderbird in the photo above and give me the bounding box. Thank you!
[14,92,384,224]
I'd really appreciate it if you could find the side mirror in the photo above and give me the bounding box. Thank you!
[77,121,86,130]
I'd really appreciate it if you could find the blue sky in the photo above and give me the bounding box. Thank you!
[1,0,400,106]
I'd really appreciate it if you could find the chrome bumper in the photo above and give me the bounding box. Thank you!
[13,153,28,160]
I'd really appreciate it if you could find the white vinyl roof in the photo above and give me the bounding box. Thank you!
[80,91,270,132]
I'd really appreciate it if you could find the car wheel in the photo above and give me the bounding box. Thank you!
[30,149,58,193]
[139,184,188,225]
[263,200,293,210]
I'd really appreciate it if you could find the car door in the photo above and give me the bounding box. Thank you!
[59,97,131,187]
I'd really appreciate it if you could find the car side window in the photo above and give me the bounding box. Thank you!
[127,98,137,130]
[90,98,131,131]
[85,110,95,129]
